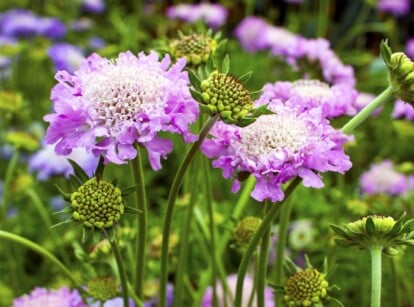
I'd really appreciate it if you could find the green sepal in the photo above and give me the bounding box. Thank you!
[124,206,143,215]
[284,257,299,276]
[53,206,72,215]
[213,39,228,67]
[120,185,137,197]
[235,117,256,127]
[238,71,253,84]
[82,227,94,243]
[329,224,349,237]
[205,55,215,74]
[251,104,274,117]
[94,156,105,180]
[188,69,202,91]
[199,103,214,115]
[334,238,358,248]
[51,218,73,228]
[69,174,82,189]
[270,285,285,293]
[196,65,207,80]
[365,217,376,236]
[383,246,399,256]
[304,254,314,268]
[92,230,103,243]
[213,31,222,41]
[54,184,72,201]
[68,159,90,183]
[105,227,116,241]
[221,54,230,74]
[190,89,204,103]
[380,39,392,68]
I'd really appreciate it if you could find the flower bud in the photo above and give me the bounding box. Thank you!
[170,33,217,66]
[87,276,118,301]
[233,216,262,248]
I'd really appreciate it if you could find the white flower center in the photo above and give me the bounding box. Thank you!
[236,112,309,157]
[82,62,169,135]
[291,80,331,100]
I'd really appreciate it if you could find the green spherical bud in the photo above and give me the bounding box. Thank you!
[284,268,329,307]
[169,34,217,66]
[71,177,124,229]
[200,71,253,121]
[233,216,263,247]
[87,276,118,301]
[388,52,414,103]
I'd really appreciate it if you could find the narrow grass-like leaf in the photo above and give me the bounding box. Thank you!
[221,54,230,74]
[68,159,89,183]
[124,206,143,214]
[121,185,137,197]
[69,174,81,189]
[238,71,253,84]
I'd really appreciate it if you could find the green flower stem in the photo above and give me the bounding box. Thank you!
[127,282,144,307]
[218,176,256,254]
[274,197,294,307]
[235,177,301,306]
[390,258,401,307]
[0,150,19,225]
[130,145,147,297]
[316,0,329,37]
[370,246,383,307]
[256,201,271,307]
[341,86,394,134]
[108,232,129,307]
[159,114,219,307]
[0,230,78,285]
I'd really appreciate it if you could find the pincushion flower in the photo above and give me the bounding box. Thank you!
[13,287,86,307]
[201,101,352,202]
[44,51,199,169]
[48,43,85,73]
[257,79,357,119]
[377,0,410,16]
[392,99,414,121]
[360,160,410,196]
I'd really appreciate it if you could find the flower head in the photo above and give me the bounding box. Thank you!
[201,274,274,307]
[81,0,106,14]
[233,216,263,248]
[87,276,118,302]
[13,287,86,307]
[377,0,410,16]
[288,220,314,251]
[201,102,352,202]
[44,51,199,169]
[234,17,270,52]
[48,43,85,73]
[360,160,410,196]
[257,79,357,118]
[392,99,414,120]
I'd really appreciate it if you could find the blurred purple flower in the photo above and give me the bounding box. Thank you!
[81,0,106,14]
[44,51,199,168]
[234,16,270,52]
[257,79,357,118]
[201,274,274,306]
[89,297,134,307]
[0,9,66,39]
[70,18,95,32]
[144,283,174,307]
[29,142,99,181]
[201,101,352,202]
[392,99,414,121]
[405,38,414,60]
[89,36,105,50]
[360,160,409,196]
[13,287,86,307]
[354,92,382,116]
[48,43,85,73]
[166,3,228,29]
[377,0,410,16]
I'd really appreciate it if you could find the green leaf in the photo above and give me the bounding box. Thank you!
[213,31,222,41]
[51,218,72,228]
[235,117,256,127]
[283,257,299,276]
[68,159,89,183]
[69,174,81,189]
[190,89,204,103]
[238,71,253,84]
[221,54,230,74]
[82,227,93,243]
[383,247,399,256]
[251,104,275,117]
[94,155,105,180]
[54,184,72,201]
[197,65,207,80]
[329,224,349,237]
[214,39,227,60]
[304,254,313,268]
[365,217,376,236]
[199,103,214,115]
[188,69,201,91]
[380,39,392,67]
[205,55,215,74]
[124,206,143,214]
[121,185,137,197]
[52,206,72,215]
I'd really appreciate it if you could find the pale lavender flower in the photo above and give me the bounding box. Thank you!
[48,43,85,73]
[13,287,86,307]
[234,16,270,52]
[89,36,105,50]
[81,0,106,14]
[29,142,99,181]
[266,26,305,64]
[202,101,352,202]
[392,99,414,120]
[44,51,199,169]
[201,274,274,306]
[377,0,410,16]
[144,283,174,307]
[89,297,134,307]
[405,38,414,60]
[257,79,357,118]
[354,92,382,116]
[70,18,95,32]
[0,9,39,38]
[288,220,314,251]
[360,160,409,196]
[166,3,228,29]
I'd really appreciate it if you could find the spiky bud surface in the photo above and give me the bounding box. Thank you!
[87,276,118,301]
[170,34,217,66]
[233,216,263,247]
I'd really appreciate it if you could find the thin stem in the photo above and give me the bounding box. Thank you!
[316,0,329,37]
[0,230,78,285]
[130,145,147,297]
[274,197,294,307]
[108,232,129,307]
[0,150,19,225]
[127,282,144,307]
[370,246,383,307]
[256,201,271,307]
[341,86,394,134]
[390,257,401,307]
[159,115,219,307]
[235,177,301,306]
